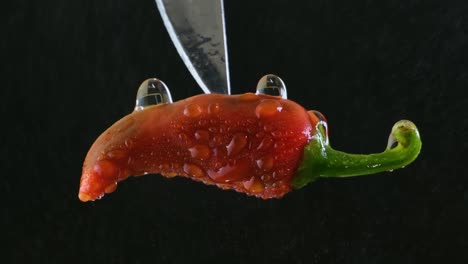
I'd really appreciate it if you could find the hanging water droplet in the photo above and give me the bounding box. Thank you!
[311,110,327,123]
[308,110,329,144]
[135,78,173,111]
[256,74,287,99]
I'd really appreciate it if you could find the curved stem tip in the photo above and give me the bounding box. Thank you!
[292,120,422,189]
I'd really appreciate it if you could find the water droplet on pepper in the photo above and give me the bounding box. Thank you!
[257,136,273,151]
[135,78,173,111]
[106,149,127,160]
[184,103,202,117]
[208,103,221,114]
[256,155,274,171]
[183,163,205,178]
[207,159,251,183]
[194,130,210,142]
[239,93,259,101]
[226,133,248,156]
[308,110,327,124]
[93,160,118,179]
[188,145,211,160]
[104,182,117,193]
[243,176,265,193]
[256,74,287,99]
[256,100,283,119]
[308,110,328,142]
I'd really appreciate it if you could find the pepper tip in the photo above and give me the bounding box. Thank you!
[78,192,92,202]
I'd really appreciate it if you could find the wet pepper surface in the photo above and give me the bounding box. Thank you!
[79,93,315,201]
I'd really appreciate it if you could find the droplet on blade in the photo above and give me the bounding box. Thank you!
[135,78,173,111]
[256,74,287,99]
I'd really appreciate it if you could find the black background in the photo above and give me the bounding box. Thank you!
[4,0,468,263]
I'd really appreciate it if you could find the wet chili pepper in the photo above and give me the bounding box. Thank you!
[79,84,421,201]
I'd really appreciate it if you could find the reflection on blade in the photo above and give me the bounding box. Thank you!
[155,0,231,94]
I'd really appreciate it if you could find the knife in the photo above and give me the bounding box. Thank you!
[155,0,231,95]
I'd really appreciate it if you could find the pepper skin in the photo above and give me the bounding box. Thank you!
[79,93,421,201]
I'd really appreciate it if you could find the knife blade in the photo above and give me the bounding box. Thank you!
[155,0,231,95]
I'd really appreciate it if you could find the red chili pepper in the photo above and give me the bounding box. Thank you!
[79,93,421,202]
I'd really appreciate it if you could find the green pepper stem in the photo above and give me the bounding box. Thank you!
[291,120,422,189]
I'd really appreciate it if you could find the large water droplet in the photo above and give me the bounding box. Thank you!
[135,78,173,111]
[256,74,287,99]
[177,133,192,145]
[309,110,327,123]
[308,110,329,144]
[209,135,223,147]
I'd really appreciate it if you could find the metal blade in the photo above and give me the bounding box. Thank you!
[155,0,231,94]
